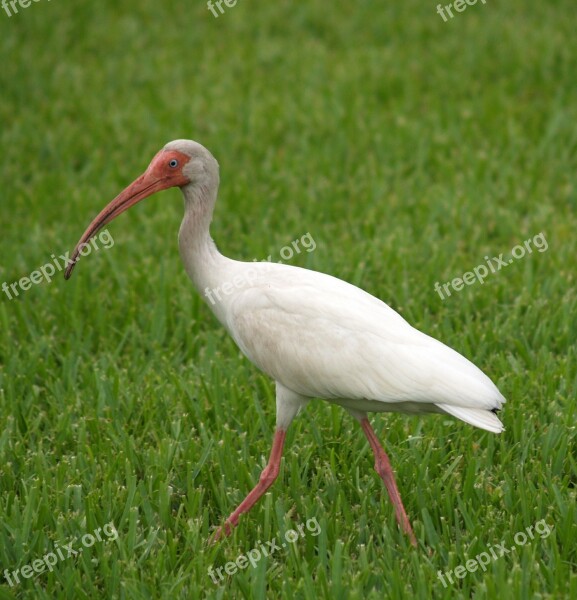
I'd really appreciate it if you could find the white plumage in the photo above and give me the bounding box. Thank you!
[213,261,505,433]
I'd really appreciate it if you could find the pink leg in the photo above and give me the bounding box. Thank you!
[360,418,417,547]
[212,429,286,542]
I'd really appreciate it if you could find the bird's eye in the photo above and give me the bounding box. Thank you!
[169,159,179,168]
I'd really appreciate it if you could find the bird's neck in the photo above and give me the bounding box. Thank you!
[177,183,235,315]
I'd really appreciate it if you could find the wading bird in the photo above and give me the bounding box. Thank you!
[65,140,506,546]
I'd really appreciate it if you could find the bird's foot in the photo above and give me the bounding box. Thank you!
[401,518,418,548]
[209,520,236,544]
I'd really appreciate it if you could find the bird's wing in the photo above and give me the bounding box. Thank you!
[224,262,505,414]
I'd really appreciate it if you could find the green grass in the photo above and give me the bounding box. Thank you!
[1,1,576,598]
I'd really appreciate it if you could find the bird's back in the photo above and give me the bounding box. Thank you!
[215,261,505,432]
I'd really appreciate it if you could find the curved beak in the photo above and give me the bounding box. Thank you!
[64,170,171,279]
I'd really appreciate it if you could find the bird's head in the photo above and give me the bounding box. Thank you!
[64,139,218,279]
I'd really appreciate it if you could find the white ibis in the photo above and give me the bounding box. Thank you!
[65,140,506,546]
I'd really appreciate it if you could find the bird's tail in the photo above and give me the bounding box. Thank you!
[436,404,504,433]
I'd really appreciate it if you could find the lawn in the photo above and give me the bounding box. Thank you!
[0,1,576,598]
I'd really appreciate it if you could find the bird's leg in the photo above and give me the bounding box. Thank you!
[211,428,286,542]
[359,418,417,547]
